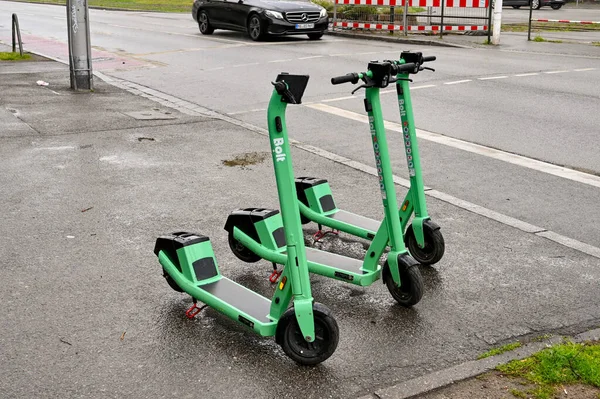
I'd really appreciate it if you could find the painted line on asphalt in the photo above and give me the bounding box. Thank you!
[574,68,596,72]
[514,72,539,77]
[444,80,472,85]
[298,55,324,60]
[267,59,293,63]
[232,62,259,67]
[478,76,508,80]
[305,103,600,190]
[544,70,569,74]
[93,72,600,261]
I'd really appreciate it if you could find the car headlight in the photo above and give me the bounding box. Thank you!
[265,10,284,20]
[320,8,328,18]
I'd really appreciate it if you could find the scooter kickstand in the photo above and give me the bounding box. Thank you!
[269,263,282,283]
[185,299,207,319]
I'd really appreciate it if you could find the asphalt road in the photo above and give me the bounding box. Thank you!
[1,2,600,398]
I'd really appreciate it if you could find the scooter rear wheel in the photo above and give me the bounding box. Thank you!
[228,231,262,263]
[382,261,424,307]
[404,223,445,266]
[277,303,339,366]
[163,269,184,292]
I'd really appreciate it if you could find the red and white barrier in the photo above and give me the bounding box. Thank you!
[336,0,488,7]
[334,0,490,33]
[334,21,487,31]
[532,19,600,24]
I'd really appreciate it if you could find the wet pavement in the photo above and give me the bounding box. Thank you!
[1,55,599,398]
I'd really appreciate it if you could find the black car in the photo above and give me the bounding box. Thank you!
[503,0,565,9]
[192,0,329,41]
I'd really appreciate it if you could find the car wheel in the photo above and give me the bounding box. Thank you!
[198,11,214,35]
[532,0,541,9]
[247,14,264,41]
[512,5,521,8]
[307,33,324,40]
[550,3,562,9]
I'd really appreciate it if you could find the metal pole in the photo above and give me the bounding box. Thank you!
[440,0,445,38]
[67,0,93,91]
[333,0,337,31]
[527,0,533,40]
[403,0,408,36]
[390,6,395,34]
[486,0,492,43]
[491,0,503,44]
[12,14,23,56]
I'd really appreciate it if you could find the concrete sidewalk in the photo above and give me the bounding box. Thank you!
[1,48,599,399]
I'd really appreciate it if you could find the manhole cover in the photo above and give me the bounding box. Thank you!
[124,110,177,120]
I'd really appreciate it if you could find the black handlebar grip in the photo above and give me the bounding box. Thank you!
[331,73,359,85]
[395,62,417,73]
[422,56,436,62]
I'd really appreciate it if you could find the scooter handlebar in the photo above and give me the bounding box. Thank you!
[422,56,436,62]
[331,73,360,85]
[392,62,417,74]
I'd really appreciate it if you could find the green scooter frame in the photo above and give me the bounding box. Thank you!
[295,51,444,266]
[226,65,424,308]
[154,75,339,366]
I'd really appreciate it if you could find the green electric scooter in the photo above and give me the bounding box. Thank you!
[226,63,424,308]
[154,75,339,366]
[295,51,445,266]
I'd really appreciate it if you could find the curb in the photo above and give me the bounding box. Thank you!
[327,30,475,48]
[358,327,600,399]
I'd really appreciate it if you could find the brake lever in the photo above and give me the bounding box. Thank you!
[283,89,297,104]
[421,66,435,72]
[351,84,370,95]
[271,81,297,104]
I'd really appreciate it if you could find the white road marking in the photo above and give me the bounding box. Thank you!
[515,72,539,77]
[380,85,436,95]
[96,73,600,260]
[478,76,508,80]
[322,95,357,103]
[574,68,596,72]
[305,103,600,190]
[444,80,472,85]
[228,108,267,115]
[544,70,568,74]
[232,62,259,67]
[298,55,324,60]
[268,59,293,63]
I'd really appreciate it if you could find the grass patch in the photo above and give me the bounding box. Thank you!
[502,22,600,33]
[478,342,522,359]
[10,0,191,12]
[510,388,527,398]
[593,42,600,46]
[532,334,552,342]
[0,52,31,61]
[533,35,547,42]
[497,340,600,399]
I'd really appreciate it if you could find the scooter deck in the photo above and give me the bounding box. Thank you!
[304,247,380,285]
[328,209,380,235]
[199,277,272,323]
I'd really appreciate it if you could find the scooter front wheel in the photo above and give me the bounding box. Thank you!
[382,261,424,307]
[276,303,339,366]
[228,231,262,263]
[404,223,445,266]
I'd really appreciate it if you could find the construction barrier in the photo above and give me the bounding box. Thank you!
[332,0,491,37]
